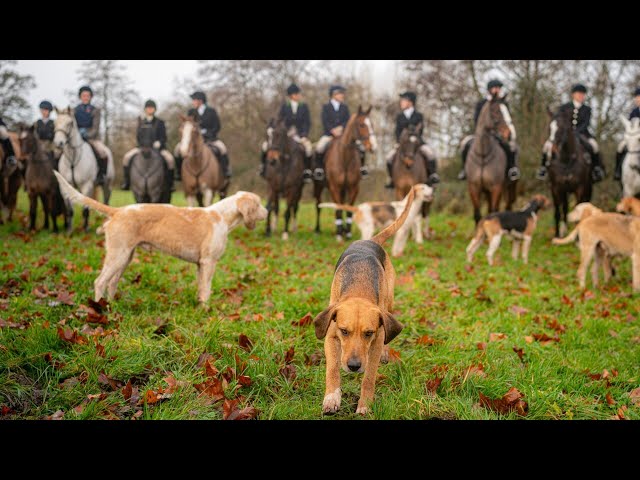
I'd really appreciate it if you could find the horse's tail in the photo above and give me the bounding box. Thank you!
[372,185,416,246]
[552,227,579,246]
[318,202,360,213]
[53,170,117,216]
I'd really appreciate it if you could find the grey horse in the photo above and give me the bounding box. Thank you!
[129,126,170,204]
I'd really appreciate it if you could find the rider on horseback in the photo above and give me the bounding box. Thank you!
[314,85,364,181]
[121,100,176,192]
[75,86,110,186]
[260,83,313,183]
[538,83,606,183]
[0,116,18,168]
[458,79,521,182]
[614,87,640,181]
[35,100,56,161]
[384,91,440,189]
[178,91,231,181]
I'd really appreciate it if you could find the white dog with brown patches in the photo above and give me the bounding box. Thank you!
[54,171,267,306]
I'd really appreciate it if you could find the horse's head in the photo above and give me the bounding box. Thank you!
[551,107,573,157]
[53,107,75,148]
[398,123,421,168]
[265,118,288,166]
[487,94,511,142]
[354,105,377,153]
[178,114,200,157]
[621,115,640,152]
[17,123,37,161]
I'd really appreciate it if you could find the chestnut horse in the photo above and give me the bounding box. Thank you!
[313,106,376,241]
[465,95,513,224]
[263,118,304,240]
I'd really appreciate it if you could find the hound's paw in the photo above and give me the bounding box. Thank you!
[322,389,341,415]
[356,404,370,415]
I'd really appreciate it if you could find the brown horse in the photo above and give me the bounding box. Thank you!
[0,132,23,223]
[465,95,513,224]
[313,106,375,241]
[391,123,432,239]
[18,124,61,232]
[178,115,228,207]
[263,118,304,240]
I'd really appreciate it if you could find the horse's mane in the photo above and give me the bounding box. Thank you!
[341,113,359,145]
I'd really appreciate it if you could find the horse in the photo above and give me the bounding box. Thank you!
[129,122,171,204]
[391,123,432,242]
[547,106,593,238]
[465,95,514,225]
[18,124,68,232]
[619,115,640,199]
[313,105,376,241]
[178,115,228,207]
[0,131,23,224]
[263,118,304,240]
[53,107,114,233]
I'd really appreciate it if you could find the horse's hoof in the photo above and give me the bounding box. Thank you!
[336,235,343,243]
[281,232,289,241]
[345,232,352,239]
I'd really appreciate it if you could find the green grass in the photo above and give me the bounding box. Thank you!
[1,187,639,420]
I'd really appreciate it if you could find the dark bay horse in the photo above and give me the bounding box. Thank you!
[130,123,170,204]
[19,125,68,232]
[178,116,228,207]
[548,107,592,237]
[263,119,304,240]
[313,106,375,241]
[0,131,23,224]
[391,123,432,239]
[465,95,514,224]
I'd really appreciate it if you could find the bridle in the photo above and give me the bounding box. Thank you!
[54,118,82,165]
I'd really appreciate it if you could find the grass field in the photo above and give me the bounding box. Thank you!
[1,187,639,420]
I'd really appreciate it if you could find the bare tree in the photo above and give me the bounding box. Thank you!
[0,61,36,125]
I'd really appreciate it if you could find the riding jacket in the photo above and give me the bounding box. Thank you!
[556,101,593,138]
[278,100,311,138]
[137,115,167,150]
[187,106,220,141]
[321,101,350,136]
[35,119,55,141]
[395,108,424,142]
[630,106,640,121]
[74,104,101,140]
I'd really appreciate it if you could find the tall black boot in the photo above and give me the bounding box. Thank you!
[120,165,131,190]
[220,153,232,178]
[359,149,368,177]
[614,150,625,181]
[259,151,267,178]
[166,168,175,193]
[505,148,520,181]
[384,161,394,189]
[174,155,182,181]
[313,152,325,181]
[458,142,470,180]
[537,152,549,179]
[303,154,312,183]
[426,158,440,184]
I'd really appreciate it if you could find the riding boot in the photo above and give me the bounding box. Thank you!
[89,144,107,185]
[537,152,549,179]
[359,148,369,177]
[166,168,176,192]
[591,152,606,183]
[384,161,394,189]
[174,155,182,181]
[120,165,131,190]
[426,158,441,184]
[614,150,625,181]
[220,153,232,179]
[506,149,521,182]
[303,154,313,183]
[458,143,470,180]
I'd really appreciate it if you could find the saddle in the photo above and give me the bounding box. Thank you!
[205,142,221,158]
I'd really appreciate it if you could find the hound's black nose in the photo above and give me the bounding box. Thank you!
[347,359,361,372]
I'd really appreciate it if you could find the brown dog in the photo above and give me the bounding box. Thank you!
[313,187,415,416]
[552,212,640,291]
[616,196,640,216]
[54,171,267,306]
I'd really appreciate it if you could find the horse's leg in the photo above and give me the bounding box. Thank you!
[469,184,482,225]
[326,181,343,241]
[271,193,279,235]
[64,199,73,234]
[283,199,291,241]
[551,186,562,238]
[345,185,359,240]
[560,191,569,238]
[314,182,323,234]
[489,186,501,214]
[202,188,213,207]
[48,192,58,233]
[186,195,196,207]
[102,182,112,206]
[265,196,273,237]
[28,192,37,231]
[40,193,50,230]
[421,201,431,239]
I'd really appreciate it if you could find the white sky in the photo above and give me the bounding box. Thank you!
[15,60,397,117]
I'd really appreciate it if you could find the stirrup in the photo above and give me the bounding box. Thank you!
[536,167,547,180]
[313,168,325,181]
[508,168,520,181]
[360,166,369,177]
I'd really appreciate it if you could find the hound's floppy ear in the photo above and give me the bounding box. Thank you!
[379,311,404,344]
[237,196,260,230]
[314,304,338,340]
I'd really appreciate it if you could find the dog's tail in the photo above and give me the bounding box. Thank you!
[318,202,360,213]
[372,185,416,246]
[53,170,117,217]
[551,227,579,245]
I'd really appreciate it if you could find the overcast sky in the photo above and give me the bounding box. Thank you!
[15,60,398,117]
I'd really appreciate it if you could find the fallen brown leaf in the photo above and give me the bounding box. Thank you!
[513,346,525,361]
[509,305,529,315]
[387,348,401,362]
[223,398,258,420]
[628,387,640,406]
[57,326,87,345]
[479,387,528,416]
[304,351,323,366]
[279,364,297,381]
[489,332,507,342]
[425,377,443,394]
[477,342,487,351]
[416,334,437,345]
[292,312,313,327]
[606,392,616,405]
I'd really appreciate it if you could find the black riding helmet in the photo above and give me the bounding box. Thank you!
[78,85,93,97]
[190,91,207,103]
[399,91,417,104]
[287,83,301,96]
[633,87,640,97]
[571,83,587,94]
[39,100,53,111]
[144,99,157,109]
[487,79,503,90]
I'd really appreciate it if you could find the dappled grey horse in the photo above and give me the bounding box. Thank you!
[620,115,640,199]
[130,125,170,204]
